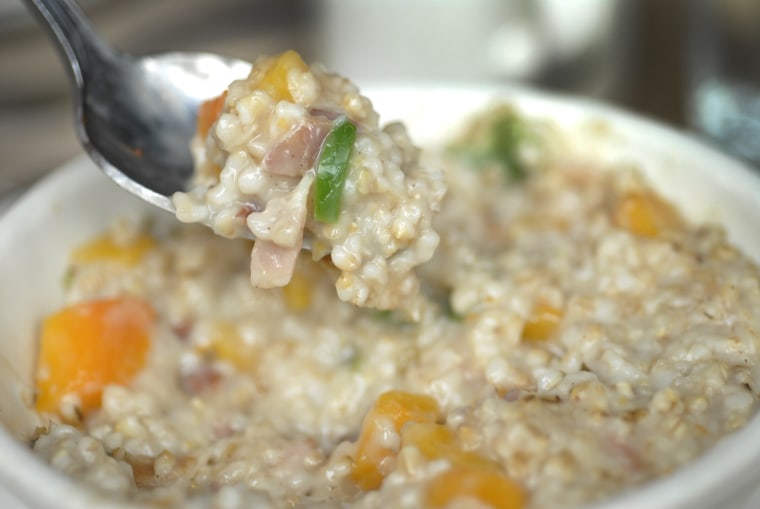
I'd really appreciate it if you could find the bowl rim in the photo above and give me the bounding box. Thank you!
[1,82,760,509]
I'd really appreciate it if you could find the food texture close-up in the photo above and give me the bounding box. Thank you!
[1,1,760,509]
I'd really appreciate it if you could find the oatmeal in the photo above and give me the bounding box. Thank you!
[30,99,760,509]
[172,51,444,312]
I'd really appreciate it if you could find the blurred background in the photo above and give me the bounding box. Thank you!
[1,0,759,197]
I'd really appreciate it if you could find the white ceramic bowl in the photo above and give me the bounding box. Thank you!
[1,86,760,509]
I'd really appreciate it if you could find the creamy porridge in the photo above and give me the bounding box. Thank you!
[29,54,760,509]
[172,51,444,313]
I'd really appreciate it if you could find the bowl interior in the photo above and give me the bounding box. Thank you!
[1,85,760,509]
[0,162,159,439]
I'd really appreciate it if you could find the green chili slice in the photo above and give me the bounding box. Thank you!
[448,105,533,182]
[314,117,356,223]
[489,113,526,181]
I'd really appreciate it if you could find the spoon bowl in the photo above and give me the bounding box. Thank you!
[23,0,251,212]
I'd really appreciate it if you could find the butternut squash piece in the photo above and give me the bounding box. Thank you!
[254,50,309,102]
[522,302,563,342]
[71,233,155,266]
[350,390,439,490]
[35,296,154,417]
[425,466,526,509]
[401,422,499,471]
[202,320,258,371]
[613,190,681,238]
[282,270,313,311]
[196,91,227,138]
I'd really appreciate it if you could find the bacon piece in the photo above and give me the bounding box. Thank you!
[171,319,194,341]
[262,120,331,177]
[308,107,343,121]
[247,162,315,288]
[249,240,301,288]
[178,361,221,396]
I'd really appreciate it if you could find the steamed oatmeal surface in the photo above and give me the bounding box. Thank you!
[31,115,760,509]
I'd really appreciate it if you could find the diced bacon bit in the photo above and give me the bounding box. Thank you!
[607,436,647,472]
[178,360,222,396]
[263,119,332,177]
[308,107,343,121]
[247,171,315,288]
[196,91,227,138]
[250,240,302,288]
[213,421,236,439]
[171,319,194,341]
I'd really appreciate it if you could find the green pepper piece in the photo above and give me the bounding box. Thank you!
[489,113,526,180]
[314,117,357,223]
[447,105,533,182]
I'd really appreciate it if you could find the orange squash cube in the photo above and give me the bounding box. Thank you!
[35,296,154,418]
[71,232,155,267]
[254,50,309,103]
[522,302,563,342]
[282,270,313,312]
[202,320,258,371]
[350,390,439,490]
[401,422,499,471]
[196,91,227,138]
[425,466,526,509]
[613,190,681,238]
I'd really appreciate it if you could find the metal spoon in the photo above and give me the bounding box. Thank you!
[23,0,251,213]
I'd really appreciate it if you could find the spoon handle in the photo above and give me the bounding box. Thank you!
[21,0,117,86]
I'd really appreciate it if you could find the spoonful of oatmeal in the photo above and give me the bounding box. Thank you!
[25,0,445,311]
